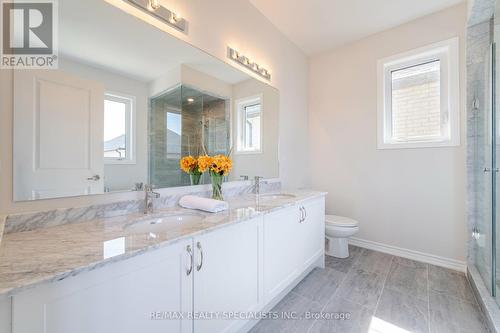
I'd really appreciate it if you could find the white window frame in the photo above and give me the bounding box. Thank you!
[235,94,263,154]
[377,37,460,149]
[104,92,136,164]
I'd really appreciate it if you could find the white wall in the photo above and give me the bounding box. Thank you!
[309,4,467,262]
[231,79,280,180]
[0,0,308,214]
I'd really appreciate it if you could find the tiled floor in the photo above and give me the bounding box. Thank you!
[250,246,489,333]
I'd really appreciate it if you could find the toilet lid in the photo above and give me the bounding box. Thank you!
[325,215,359,227]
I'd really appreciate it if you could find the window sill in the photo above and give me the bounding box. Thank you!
[104,159,137,165]
[377,139,460,150]
[234,149,263,155]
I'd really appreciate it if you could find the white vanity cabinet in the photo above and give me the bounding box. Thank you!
[11,239,194,333]
[193,218,263,333]
[298,198,325,270]
[7,195,325,333]
[0,295,11,333]
[263,197,325,303]
[262,205,304,302]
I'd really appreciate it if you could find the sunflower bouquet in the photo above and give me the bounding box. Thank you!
[180,155,203,185]
[180,154,233,200]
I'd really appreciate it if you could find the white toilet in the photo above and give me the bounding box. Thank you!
[325,215,359,258]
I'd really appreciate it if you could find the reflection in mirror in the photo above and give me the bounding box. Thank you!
[13,0,279,201]
[149,85,229,188]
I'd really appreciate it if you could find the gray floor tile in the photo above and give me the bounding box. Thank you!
[429,292,489,333]
[325,245,363,273]
[354,249,394,275]
[336,268,385,310]
[375,288,429,333]
[249,292,321,333]
[292,267,346,306]
[385,258,428,301]
[428,265,476,303]
[251,248,489,333]
[309,296,374,333]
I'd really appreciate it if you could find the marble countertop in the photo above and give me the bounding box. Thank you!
[0,190,326,297]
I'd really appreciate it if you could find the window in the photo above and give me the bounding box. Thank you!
[377,38,459,149]
[104,92,135,163]
[166,111,181,159]
[236,96,262,153]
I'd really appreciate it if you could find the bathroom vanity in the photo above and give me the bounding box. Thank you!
[0,0,323,332]
[0,191,325,333]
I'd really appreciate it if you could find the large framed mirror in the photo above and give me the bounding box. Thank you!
[13,0,279,201]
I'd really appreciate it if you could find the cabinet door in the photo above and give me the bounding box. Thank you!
[12,239,193,333]
[263,205,303,302]
[299,197,325,269]
[193,217,263,333]
[0,296,11,333]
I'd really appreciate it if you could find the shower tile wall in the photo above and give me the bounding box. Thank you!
[203,99,229,156]
[149,87,184,188]
[467,18,493,289]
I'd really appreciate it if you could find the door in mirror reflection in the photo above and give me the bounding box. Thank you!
[13,70,105,200]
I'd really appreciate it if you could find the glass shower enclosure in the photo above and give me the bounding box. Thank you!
[470,13,500,305]
[148,85,230,188]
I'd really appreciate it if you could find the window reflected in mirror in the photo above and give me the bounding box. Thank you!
[237,96,262,153]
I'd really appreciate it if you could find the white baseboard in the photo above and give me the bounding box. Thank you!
[348,237,466,272]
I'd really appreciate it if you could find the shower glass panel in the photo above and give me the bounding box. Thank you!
[149,85,229,188]
[475,41,495,297]
[471,16,500,304]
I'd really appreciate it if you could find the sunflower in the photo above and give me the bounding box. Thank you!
[197,155,214,173]
[210,154,233,176]
[180,156,199,174]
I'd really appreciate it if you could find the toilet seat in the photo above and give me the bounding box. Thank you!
[325,215,359,228]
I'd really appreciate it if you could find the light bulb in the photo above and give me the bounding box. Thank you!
[149,0,160,11]
[170,12,180,23]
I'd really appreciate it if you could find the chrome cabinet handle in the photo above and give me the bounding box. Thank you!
[87,174,100,181]
[299,207,304,223]
[303,206,307,221]
[484,168,499,173]
[186,245,193,276]
[196,242,203,271]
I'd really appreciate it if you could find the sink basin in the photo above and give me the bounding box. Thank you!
[126,213,205,233]
[258,193,296,200]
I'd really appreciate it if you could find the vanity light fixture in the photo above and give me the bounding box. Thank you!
[125,0,187,33]
[227,47,271,81]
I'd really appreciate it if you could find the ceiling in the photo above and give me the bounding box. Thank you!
[249,0,465,55]
[59,0,249,83]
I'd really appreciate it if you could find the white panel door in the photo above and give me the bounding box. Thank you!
[12,239,194,333]
[193,217,263,333]
[263,205,303,303]
[13,70,104,200]
[299,198,325,269]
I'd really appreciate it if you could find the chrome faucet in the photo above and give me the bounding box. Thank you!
[253,176,268,195]
[144,184,160,214]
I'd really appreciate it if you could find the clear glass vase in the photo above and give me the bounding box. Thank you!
[190,173,202,185]
[210,172,224,201]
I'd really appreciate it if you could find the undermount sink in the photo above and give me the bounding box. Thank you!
[258,193,296,200]
[126,213,205,234]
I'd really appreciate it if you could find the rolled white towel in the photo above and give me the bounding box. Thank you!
[179,195,229,213]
